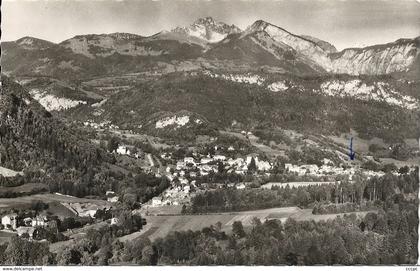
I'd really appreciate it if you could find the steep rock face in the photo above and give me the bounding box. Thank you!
[59,33,167,58]
[171,17,241,43]
[242,20,333,71]
[317,79,419,110]
[330,38,419,75]
[300,35,337,54]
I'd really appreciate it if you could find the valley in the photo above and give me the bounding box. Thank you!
[0,14,418,266]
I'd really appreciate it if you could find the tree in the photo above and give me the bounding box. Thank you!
[108,137,120,153]
[248,157,257,173]
[232,221,246,238]
[56,247,82,265]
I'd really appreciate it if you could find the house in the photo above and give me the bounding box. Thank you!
[17,226,36,239]
[151,197,162,207]
[106,191,115,197]
[236,183,246,190]
[116,145,130,155]
[176,161,186,170]
[213,155,226,161]
[110,217,120,225]
[22,217,32,227]
[32,215,48,227]
[2,213,18,230]
[183,185,191,193]
[80,210,97,218]
[200,157,213,164]
[228,146,235,151]
[179,177,189,185]
[184,157,195,165]
[107,196,119,203]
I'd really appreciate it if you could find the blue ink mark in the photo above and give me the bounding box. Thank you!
[349,137,356,160]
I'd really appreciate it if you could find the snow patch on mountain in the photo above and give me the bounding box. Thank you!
[268,81,289,92]
[29,89,87,111]
[156,115,190,129]
[318,80,419,110]
[204,71,265,85]
[171,17,241,43]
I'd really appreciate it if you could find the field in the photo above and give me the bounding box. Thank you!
[0,166,22,177]
[119,207,371,242]
[0,193,112,217]
[0,231,17,244]
[220,130,284,157]
[0,183,49,197]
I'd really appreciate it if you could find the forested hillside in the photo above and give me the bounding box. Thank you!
[0,76,114,195]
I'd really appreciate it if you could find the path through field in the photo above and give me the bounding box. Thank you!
[146,154,155,167]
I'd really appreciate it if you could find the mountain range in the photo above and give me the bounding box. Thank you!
[2,17,420,143]
[2,17,419,79]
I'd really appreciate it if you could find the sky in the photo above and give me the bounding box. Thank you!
[2,0,420,51]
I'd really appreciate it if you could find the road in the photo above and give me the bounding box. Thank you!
[146,154,155,167]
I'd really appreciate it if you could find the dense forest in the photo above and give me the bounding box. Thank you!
[0,76,168,201]
[188,169,418,213]
[152,201,418,265]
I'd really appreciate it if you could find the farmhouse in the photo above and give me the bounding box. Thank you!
[236,183,246,190]
[2,213,18,230]
[152,197,162,207]
[108,196,119,203]
[116,145,131,155]
[110,217,120,225]
[32,215,48,227]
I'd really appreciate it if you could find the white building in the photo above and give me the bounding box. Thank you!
[183,185,191,193]
[2,214,18,230]
[176,161,186,170]
[246,156,272,171]
[107,196,119,203]
[214,155,226,161]
[32,215,48,227]
[200,157,213,164]
[151,197,162,207]
[236,183,246,190]
[111,217,120,225]
[184,157,195,164]
[116,145,130,155]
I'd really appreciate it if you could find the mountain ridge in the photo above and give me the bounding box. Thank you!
[2,17,419,77]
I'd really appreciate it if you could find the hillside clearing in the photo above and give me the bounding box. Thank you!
[0,166,22,177]
[119,207,371,242]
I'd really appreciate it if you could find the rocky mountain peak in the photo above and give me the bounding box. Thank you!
[171,17,241,43]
